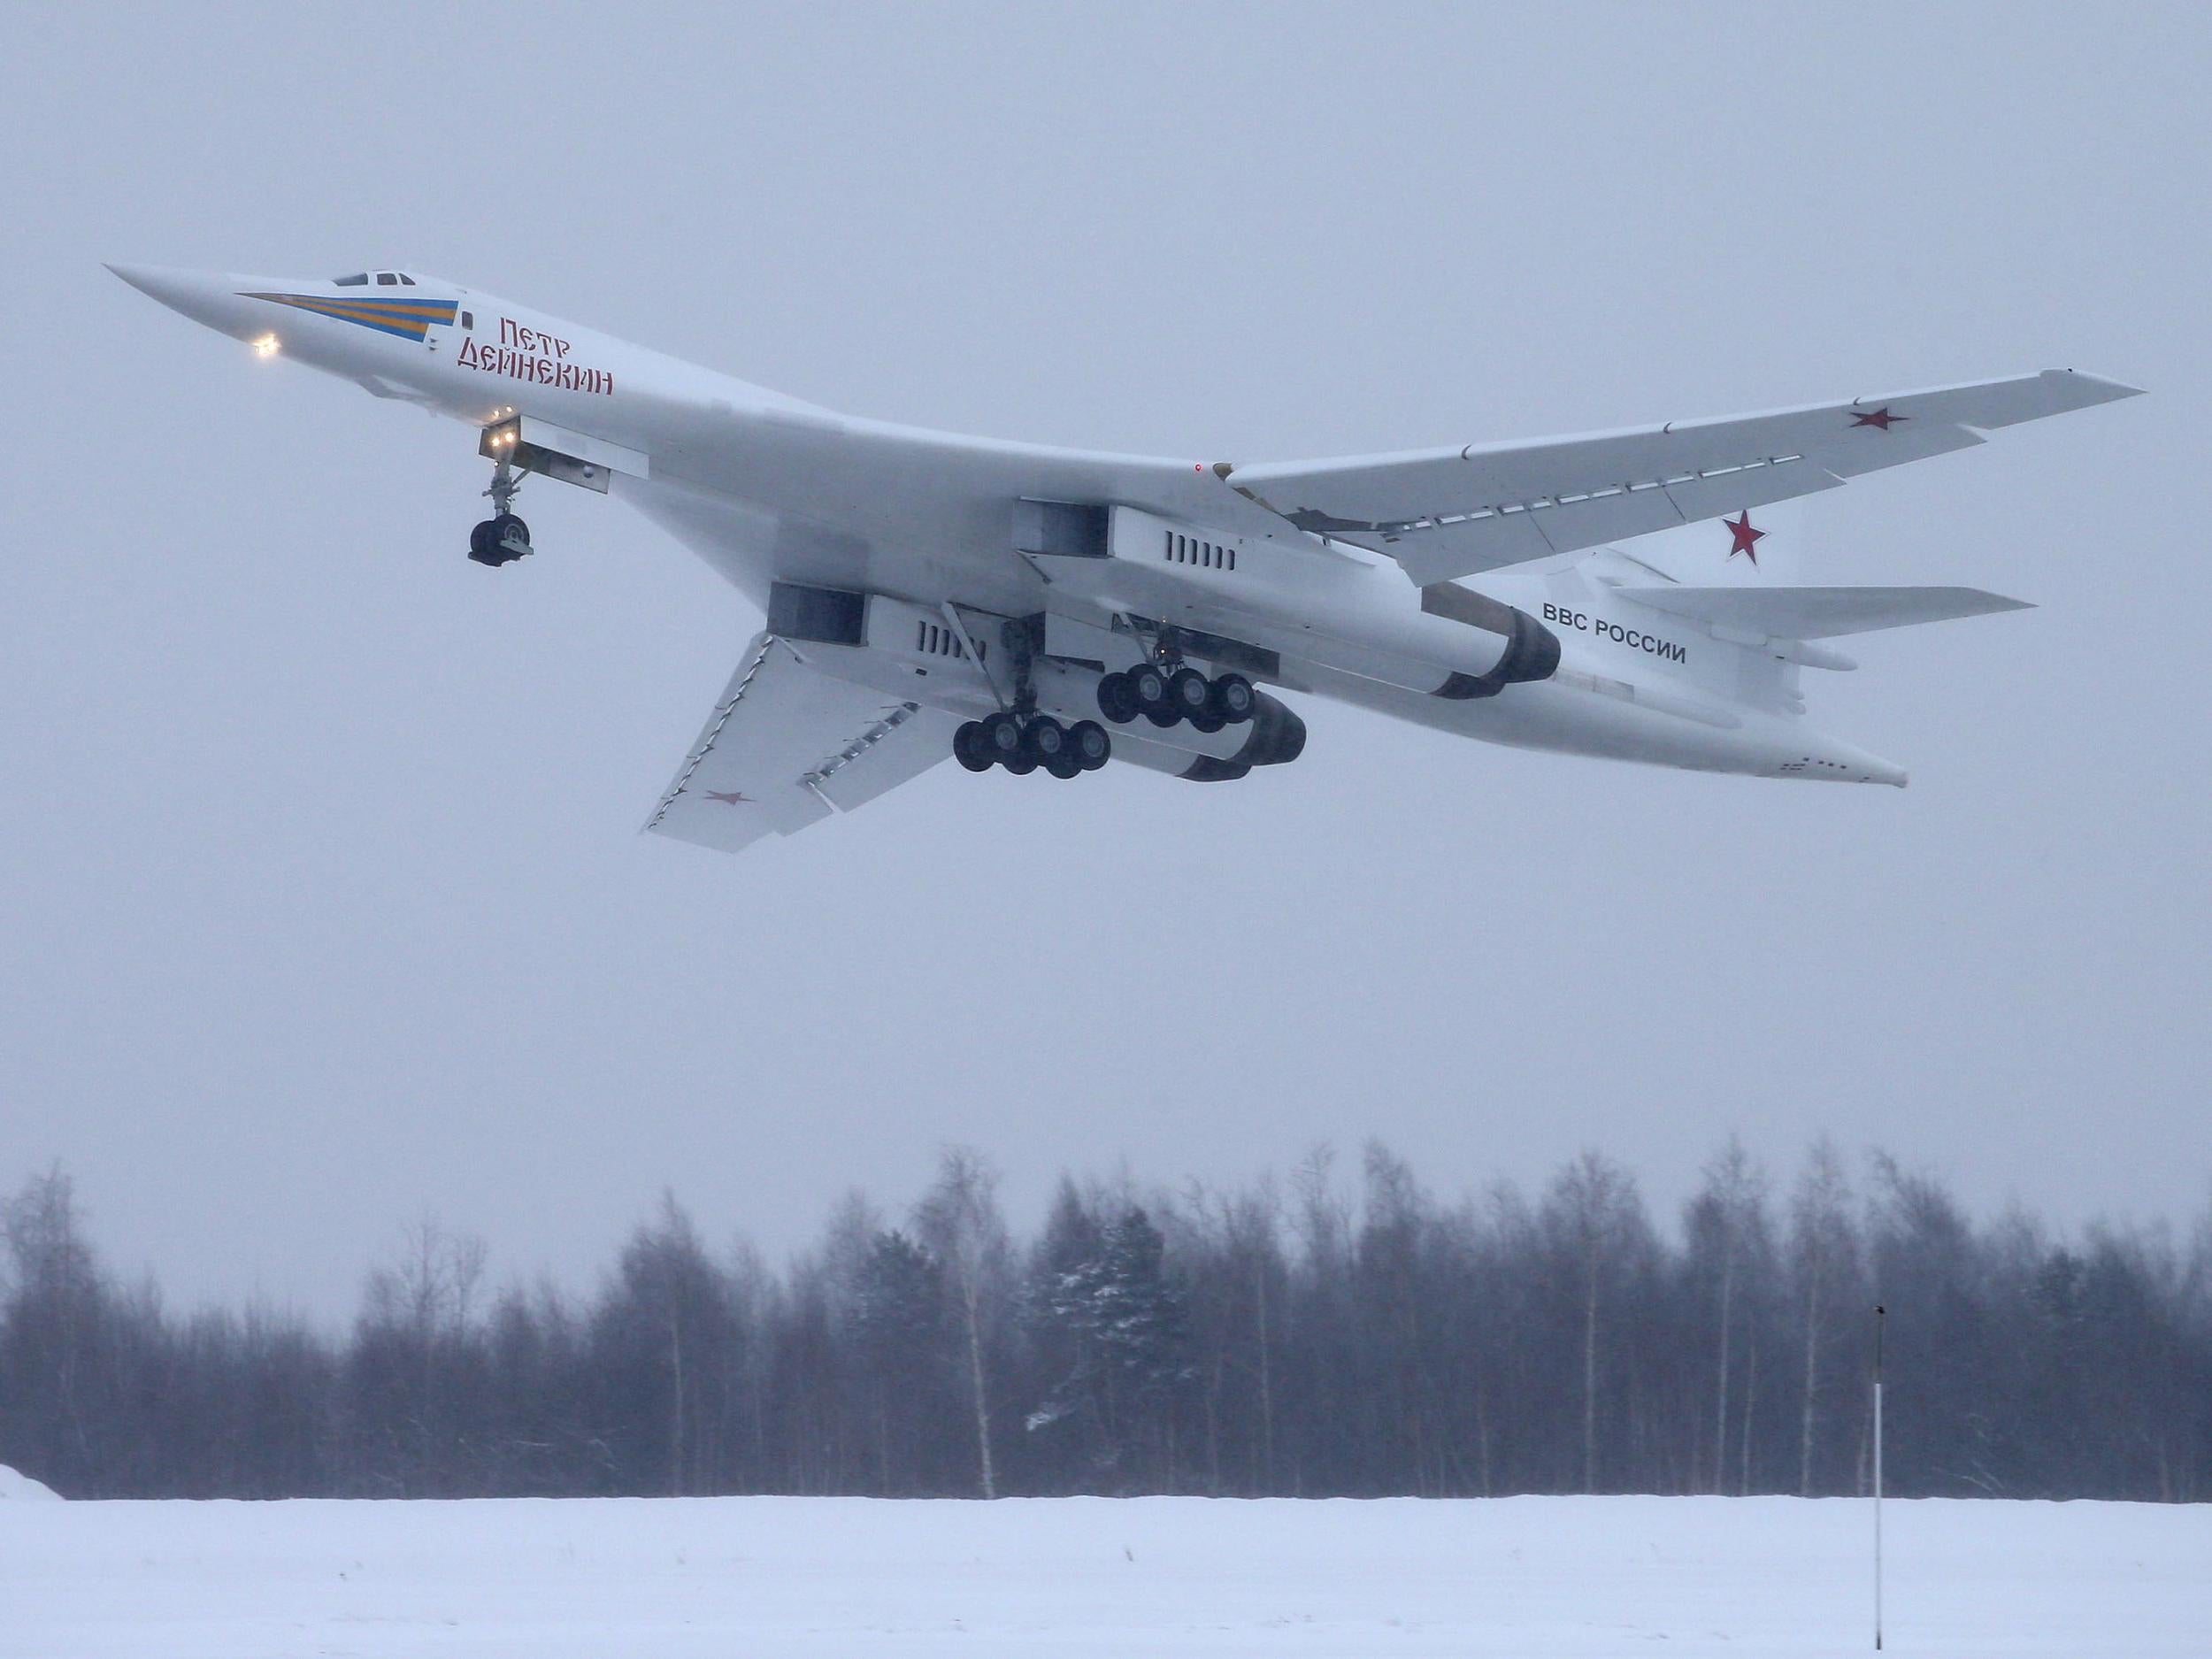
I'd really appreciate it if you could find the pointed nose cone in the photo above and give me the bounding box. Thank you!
[106,263,257,338]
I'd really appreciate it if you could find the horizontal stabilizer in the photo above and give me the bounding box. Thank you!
[1617,585,2032,640]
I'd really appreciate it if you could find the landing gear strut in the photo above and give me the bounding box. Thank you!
[467,446,533,567]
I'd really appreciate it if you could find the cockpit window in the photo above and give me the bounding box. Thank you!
[376,273,398,286]
[398,273,416,285]
[334,273,369,286]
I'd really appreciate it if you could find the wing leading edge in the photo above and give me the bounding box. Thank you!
[647,634,961,855]
[1224,370,2141,586]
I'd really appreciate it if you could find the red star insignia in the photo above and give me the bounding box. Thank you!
[703,789,751,806]
[1851,406,1908,430]
[1724,511,1765,563]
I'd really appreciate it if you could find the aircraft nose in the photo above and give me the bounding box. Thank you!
[106,263,257,338]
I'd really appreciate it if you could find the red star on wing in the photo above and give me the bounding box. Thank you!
[1850,406,1908,430]
[1724,511,1765,563]
[703,789,751,806]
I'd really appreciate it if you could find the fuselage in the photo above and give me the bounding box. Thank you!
[109,263,1911,787]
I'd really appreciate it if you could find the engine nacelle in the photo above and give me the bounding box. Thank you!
[1100,691,1304,782]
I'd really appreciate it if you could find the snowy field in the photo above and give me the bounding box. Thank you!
[3,1485,2206,1657]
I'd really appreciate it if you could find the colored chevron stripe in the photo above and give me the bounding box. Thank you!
[241,291,459,342]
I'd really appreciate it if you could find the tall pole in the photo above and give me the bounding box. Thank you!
[1873,1303,1886,1652]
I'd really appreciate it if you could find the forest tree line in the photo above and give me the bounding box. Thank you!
[2,1141,2207,1502]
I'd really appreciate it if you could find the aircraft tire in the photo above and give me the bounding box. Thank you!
[954,721,993,772]
[1095,672,1138,725]
[1171,668,1211,720]
[1190,710,1225,735]
[1069,720,1110,771]
[980,711,1025,764]
[1130,664,1171,722]
[1210,673,1256,724]
[1025,717,1070,768]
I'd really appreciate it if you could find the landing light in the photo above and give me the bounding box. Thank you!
[251,333,280,358]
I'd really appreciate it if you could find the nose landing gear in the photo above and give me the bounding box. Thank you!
[467,444,534,567]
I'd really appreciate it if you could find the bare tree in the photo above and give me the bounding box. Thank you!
[8,1142,2208,1505]
[915,1146,1010,1498]
[1789,1141,1858,1495]
[1,1169,106,1489]
[1686,1139,1769,1492]
[1541,1150,1653,1494]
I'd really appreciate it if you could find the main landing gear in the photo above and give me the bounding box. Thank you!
[954,711,1111,780]
[1095,664,1254,733]
[467,442,534,567]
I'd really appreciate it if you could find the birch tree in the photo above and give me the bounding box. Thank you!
[916,1146,1011,1498]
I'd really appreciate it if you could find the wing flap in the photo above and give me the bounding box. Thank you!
[646,634,956,855]
[1617,584,2033,640]
[1227,370,2139,582]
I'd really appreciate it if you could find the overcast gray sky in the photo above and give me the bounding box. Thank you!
[4,4,2206,1318]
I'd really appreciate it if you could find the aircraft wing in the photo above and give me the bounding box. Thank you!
[1224,371,2141,586]
[646,633,961,856]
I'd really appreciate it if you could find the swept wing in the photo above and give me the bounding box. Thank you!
[1224,371,2141,586]
[647,634,960,855]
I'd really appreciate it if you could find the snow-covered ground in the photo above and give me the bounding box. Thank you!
[1,1489,2204,1657]
[0,1464,58,1502]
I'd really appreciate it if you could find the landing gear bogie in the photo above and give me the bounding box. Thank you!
[1100,664,1259,733]
[956,710,1113,779]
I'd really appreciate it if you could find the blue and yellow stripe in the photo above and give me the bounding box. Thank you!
[241,291,459,342]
